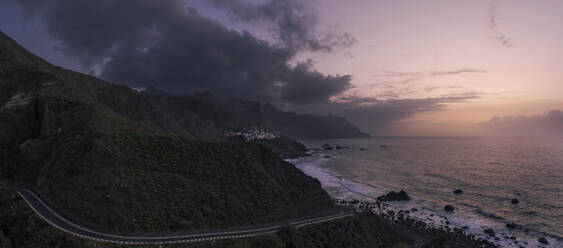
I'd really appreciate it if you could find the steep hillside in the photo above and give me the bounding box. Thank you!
[225,99,370,139]
[139,87,307,158]
[0,184,495,248]
[140,87,247,140]
[261,104,369,139]
[0,30,333,234]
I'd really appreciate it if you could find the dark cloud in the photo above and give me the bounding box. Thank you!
[379,71,423,78]
[488,0,512,47]
[278,61,352,105]
[290,92,483,135]
[363,69,486,100]
[484,110,563,137]
[360,82,417,100]
[429,69,488,76]
[9,0,352,105]
[338,93,482,135]
[380,69,487,78]
[4,0,492,135]
[204,0,355,52]
[424,85,463,92]
[488,0,499,31]
[492,35,511,46]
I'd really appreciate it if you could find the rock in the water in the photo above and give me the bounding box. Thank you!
[359,148,365,151]
[538,237,548,245]
[484,228,495,237]
[511,199,519,204]
[506,223,517,229]
[377,190,410,201]
[444,205,455,212]
[453,189,463,194]
[324,155,331,158]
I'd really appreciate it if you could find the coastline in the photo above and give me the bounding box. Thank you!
[286,149,558,248]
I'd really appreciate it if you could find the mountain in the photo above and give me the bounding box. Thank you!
[0,31,496,248]
[261,104,369,139]
[0,30,334,235]
[139,87,248,140]
[225,99,370,139]
[137,89,369,140]
[139,87,308,158]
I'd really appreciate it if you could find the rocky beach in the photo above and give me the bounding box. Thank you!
[288,139,562,248]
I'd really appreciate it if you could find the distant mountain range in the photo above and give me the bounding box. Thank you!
[137,87,370,140]
[223,99,370,140]
[0,30,499,248]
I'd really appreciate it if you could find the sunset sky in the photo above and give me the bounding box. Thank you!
[1,0,562,136]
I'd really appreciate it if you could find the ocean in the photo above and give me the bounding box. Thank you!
[288,137,563,248]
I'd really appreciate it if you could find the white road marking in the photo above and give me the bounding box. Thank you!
[15,187,353,244]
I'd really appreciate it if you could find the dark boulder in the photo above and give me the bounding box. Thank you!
[377,190,410,201]
[506,223,517,229]
[453,189,463,194]
[483,228,495,237]
[444,205,455,212]
[511,199,519,204]
[359,148,365,151]
[538,237,548,245]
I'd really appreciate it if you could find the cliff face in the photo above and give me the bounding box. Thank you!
[138,88,308,158]
[0,30,333,234]
[261,104,369,139]
[140,87,247,141]
[225,99,370,140]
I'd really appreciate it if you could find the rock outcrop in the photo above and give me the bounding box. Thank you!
[377,190,410,201]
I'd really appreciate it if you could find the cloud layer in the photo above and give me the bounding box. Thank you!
[488,0,512,46]
[290,92,482,135]
[204,0,355,52]
[11,0,352,105]
[484,110,563,137]
[6,0,488,135]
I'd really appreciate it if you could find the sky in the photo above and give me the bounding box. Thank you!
[0,0,561,136]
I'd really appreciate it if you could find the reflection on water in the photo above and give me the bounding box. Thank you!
[293,137,563,247]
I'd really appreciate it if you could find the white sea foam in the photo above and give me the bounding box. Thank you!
[287,154,384,200]
[287,152,562,248]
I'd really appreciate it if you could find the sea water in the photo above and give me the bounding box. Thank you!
[288,137,563,248]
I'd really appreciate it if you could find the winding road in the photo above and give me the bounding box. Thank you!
[15,187,354,245]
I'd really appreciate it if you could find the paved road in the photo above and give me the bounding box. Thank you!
[15,187,354,245]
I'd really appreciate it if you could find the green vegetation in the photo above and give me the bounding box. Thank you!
[33,132,332,234]
[0,182,97,248]
[0,193,492,248]
[252,135,308,159]
[224,99,370,139]
[0,30,496,248]
[0,30,333,235]
[0,185,409,248]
